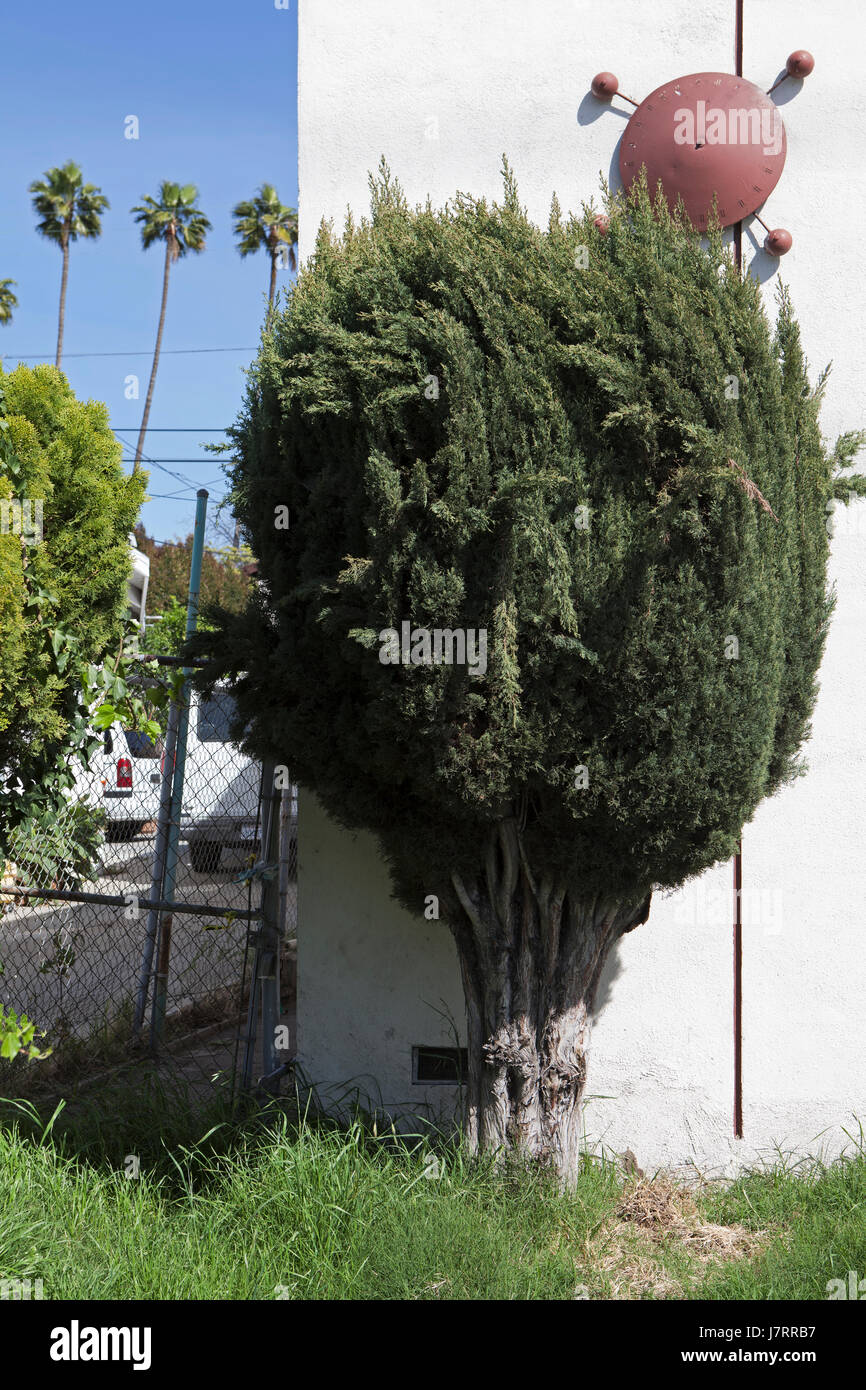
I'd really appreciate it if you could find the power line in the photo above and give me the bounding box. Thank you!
[133,490,227,501]
[114,430,203,494]
[146,493,226,503]
[112,427,230,432]
[147,502,228,509]
[3,347,256,360]
[140,479,226,493]
[110,428,234,470]
[142,534,231,546]
[120,457,234,463]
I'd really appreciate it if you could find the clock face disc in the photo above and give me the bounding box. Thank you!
[619,72,786,229]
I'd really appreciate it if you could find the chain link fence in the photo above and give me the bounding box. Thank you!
[0,662,297,1108]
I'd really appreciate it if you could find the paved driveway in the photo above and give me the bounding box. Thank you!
[0,835,296,1040]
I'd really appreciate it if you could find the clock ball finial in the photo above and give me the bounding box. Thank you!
[591,72,619,99]
[764,228,793,256]
[786,50,814,78]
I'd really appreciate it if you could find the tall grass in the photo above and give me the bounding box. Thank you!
[691,1142,866,1301]
[0,1090,606,1299]
[1,1084,863,1300]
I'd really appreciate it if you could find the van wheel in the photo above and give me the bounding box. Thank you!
[190,841,221,873]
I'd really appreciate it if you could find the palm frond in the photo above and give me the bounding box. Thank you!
[0,278,18,324]
[29,161,108,244]
[132,183,211,255]
[231,183,298,269]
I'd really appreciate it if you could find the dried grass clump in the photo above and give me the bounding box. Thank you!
[574,1171,769,1300]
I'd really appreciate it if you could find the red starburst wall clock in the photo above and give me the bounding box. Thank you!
[590,50,814,255]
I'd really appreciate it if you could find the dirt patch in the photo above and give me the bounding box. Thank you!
[577,1173,768,1300]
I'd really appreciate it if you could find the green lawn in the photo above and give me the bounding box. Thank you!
[1,1081,863,1300]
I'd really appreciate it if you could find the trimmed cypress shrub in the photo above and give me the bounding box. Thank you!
[194,166,865,1177]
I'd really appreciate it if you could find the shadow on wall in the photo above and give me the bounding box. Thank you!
[575,88,628,200]
[744,223,784,285]
[593,936,625,1017]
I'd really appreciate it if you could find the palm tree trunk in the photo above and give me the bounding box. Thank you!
[134,239,173,473]
[268,250,278,305]
[55,235,70,368]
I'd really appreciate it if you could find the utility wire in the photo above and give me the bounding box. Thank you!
[112,427,230,432]
[119,457,234,463]
[146,494,226,505]
[140,483,226,497]
[115,430,202,494]
[4,347,255,360]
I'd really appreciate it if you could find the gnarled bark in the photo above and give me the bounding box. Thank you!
[448,817,651,1184]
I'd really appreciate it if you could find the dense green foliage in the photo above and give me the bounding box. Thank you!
[0,364,146,850]
[195,166,865,909]
[141,594,195,657]
[134,526,250,628]
[7,798,106,891]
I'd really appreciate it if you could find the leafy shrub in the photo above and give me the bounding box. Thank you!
[7,799,106,892]
[0,365,146,853]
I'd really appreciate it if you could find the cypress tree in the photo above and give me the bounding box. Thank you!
[195,165,866,1180]
[1,365,146,851]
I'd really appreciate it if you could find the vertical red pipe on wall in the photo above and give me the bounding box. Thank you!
[733,840,743,1137]
[732,0,745,1140]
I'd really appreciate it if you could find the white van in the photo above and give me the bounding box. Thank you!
[72,722,163,839]
[182,688,297,875]
[64,536,159,838]
[71,687,296,873]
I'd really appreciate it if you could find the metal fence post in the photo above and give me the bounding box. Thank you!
[132,697,180,1037]
[278,783,293,940]
[259,766,282,1088]
[149,489,208,1049]
[241,760,282,1091]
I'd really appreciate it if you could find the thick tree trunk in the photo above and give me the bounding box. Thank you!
[448,817,651,1184]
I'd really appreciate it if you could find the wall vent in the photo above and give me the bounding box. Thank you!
[412,1046,467,1085]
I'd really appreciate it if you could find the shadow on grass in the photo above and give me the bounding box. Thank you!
[0,1061,473,1200]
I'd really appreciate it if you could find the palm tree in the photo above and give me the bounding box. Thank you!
[232,184,297,304]
[0,279,17,325]
[131,182,211,473]
[29,162,109,367]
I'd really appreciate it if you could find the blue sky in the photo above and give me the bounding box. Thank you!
[0,0,298,546]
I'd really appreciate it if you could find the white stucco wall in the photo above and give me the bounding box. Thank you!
[296,0,866,1173]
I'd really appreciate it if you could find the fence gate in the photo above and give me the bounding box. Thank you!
[0,662,297,1110]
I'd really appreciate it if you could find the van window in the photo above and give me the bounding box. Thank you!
[197,691,237,743]
[124,730,160,758]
